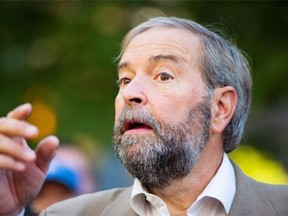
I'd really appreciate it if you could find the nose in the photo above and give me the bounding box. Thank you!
[121,78,148,106]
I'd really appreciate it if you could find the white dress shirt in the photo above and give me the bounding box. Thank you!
[17,208,25,216]
[131,153,236,216]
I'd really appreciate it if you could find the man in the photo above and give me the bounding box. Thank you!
[0,17,287,216]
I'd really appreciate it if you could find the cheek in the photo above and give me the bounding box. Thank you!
[154,87,202,124]
[152,95,191,124]
[114,94,124,122]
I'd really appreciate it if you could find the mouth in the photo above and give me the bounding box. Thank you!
[123,119,153,135]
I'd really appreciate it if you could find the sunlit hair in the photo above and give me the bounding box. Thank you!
[118,16,252,152]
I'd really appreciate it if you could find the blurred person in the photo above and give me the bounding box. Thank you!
[0,16,287,216]
[25,144,96,215]
[97,149,134,191]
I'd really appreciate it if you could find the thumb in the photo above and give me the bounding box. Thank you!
[35,135,59,173]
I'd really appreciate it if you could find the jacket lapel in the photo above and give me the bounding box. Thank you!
[229,161,276,215]
[100,187,138,216]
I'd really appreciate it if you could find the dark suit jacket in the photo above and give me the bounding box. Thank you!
[41,162,288,216]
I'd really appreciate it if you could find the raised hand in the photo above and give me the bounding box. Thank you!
[0,104,59,215]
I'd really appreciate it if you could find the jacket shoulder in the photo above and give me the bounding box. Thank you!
[40,187,133,216]
[230,161,288,215]
[259,182,288,208]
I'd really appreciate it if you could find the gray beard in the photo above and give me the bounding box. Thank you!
[113,97,211,189]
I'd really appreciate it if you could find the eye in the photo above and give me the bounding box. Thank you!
[157,72,174,81]
[117,77,131,87]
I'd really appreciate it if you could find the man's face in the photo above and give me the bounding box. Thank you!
[113,27,212,189]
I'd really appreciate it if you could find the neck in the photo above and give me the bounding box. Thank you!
[148,140,224,215]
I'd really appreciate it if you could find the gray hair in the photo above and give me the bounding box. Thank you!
[119,17,252,153]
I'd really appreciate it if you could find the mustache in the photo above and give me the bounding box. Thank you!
[114,106,161,135]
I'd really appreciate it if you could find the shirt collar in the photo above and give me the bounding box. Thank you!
[130,179,148,216]
[131,178,169,215]
[192,153,236,214]
[130,153,236,215]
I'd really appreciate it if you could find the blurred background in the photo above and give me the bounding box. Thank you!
[0,1,287,189]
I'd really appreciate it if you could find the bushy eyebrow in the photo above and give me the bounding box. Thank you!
[118,62,129,71]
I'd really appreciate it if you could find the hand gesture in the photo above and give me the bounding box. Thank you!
[0,103,59,215]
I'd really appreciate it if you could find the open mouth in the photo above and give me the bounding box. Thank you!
[124,120,153,134]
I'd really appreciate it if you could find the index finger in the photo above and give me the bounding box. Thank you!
[0,117,38,139]
[7,103,32,120]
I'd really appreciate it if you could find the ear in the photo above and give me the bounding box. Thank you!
[211,86,237,134]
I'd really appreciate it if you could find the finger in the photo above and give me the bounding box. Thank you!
[7,103,32,120]
[0,134,36,163]
[0,117,38,138]
[0,154,26,171]
[35,135,59,173]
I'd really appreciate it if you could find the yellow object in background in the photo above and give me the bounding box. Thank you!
[26,102,57,142]
[229,145,288,184]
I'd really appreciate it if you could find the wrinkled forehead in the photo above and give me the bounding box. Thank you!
[119,27,203,66]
